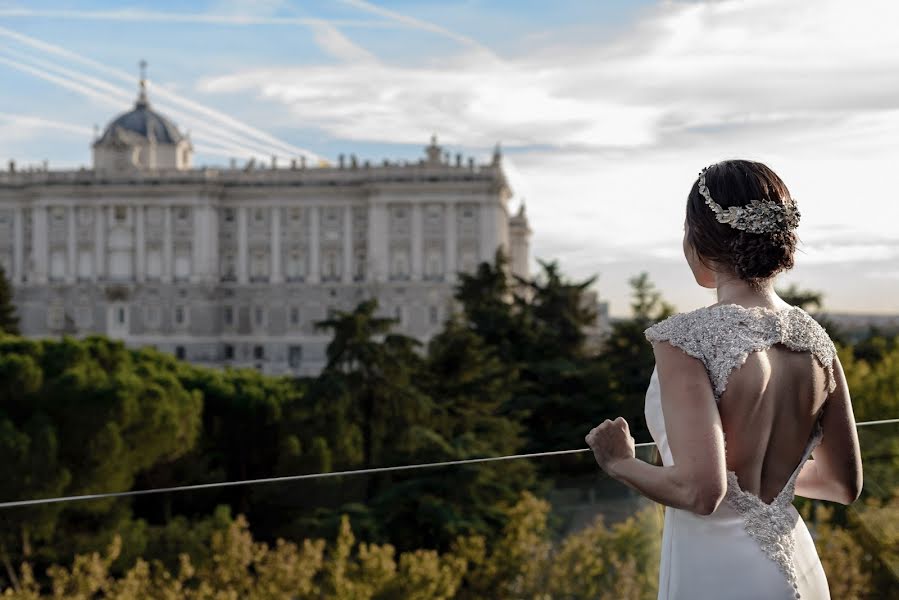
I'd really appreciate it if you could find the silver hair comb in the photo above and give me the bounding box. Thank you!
[698,166,800,234]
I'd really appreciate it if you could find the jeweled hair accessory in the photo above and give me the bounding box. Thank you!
[698,166,800,234]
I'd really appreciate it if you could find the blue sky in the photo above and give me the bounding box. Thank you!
[2,0,899,316]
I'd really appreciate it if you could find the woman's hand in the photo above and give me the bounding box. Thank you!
[585,417,635,476]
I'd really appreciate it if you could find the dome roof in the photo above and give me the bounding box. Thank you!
[96,85,184,146]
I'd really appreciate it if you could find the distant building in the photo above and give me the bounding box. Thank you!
[0,76,532,375]
[816,312,899,342]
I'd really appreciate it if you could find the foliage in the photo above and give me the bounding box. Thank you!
[776,283,824,311]
[0,256,896,594]
[0,266,18,335]
[598,273,674,443]
[0,492,661,600]
[0,336,202,574]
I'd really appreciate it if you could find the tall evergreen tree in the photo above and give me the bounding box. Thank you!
[0,266,19,335]
[599,272,674,442]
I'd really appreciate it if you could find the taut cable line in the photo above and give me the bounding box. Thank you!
[0,418,896,510]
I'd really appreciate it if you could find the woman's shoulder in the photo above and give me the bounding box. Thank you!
[644,304,743,342]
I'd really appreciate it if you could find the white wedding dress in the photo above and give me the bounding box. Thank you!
[643,304,836,600]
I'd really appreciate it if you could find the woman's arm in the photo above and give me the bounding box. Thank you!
[586,341,726,515]
[795,354,863,504]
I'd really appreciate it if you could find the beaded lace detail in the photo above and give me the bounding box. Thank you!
[644,304,837,598]
[723,421,823,598]
[644,304,837,402]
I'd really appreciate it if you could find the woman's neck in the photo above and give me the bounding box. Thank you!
[714,273,782,308]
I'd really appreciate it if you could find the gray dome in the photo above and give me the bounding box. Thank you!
[97,96,184,146]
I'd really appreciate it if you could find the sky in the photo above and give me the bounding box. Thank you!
[1,0,898,317]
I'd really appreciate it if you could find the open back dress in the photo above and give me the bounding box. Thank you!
[644,303,837,599]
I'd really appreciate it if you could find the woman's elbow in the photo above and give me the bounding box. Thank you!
[838,473,863,505]
[689,480,726,516]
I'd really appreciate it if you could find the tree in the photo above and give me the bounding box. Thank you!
[314,298,430,474]
[776,283,823,311]
[0,336,202,579]
[0,265,19,335]
[599,273,674,442]
[515,259,598,359]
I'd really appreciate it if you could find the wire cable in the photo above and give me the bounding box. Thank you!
[0,418,896,510]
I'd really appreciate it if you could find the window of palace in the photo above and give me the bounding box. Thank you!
[49,249,66,281]
[107,303,129,336]
[285,248,305,281]
[78,249,93,280]
[221,253,236,281]
[288,345,302,368]
[146,248,163,280]
[390,249,410,280]
[250,250,269,281]
[174,248,191,280]
[424,248,443,280]
[173,305,189,328]
[322,250,340,281]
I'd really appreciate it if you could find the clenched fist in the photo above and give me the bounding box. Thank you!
[585,417,635,474]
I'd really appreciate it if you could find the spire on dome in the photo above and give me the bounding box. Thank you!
[425,133,442,165]
[136,59,149,108]
[491,142,502,166]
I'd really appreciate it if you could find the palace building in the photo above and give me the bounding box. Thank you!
[0,78,531,375]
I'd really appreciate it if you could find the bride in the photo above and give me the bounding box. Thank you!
[585,160,863,599]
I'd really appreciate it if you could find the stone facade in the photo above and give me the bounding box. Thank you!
[0,91,531,376]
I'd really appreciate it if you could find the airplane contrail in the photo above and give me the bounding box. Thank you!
[0,53,280,161]
[0,25,325,163]
[336,0,495,57]
[0,8,395,29]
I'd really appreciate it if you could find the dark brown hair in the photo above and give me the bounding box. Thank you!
[685,160,798,289]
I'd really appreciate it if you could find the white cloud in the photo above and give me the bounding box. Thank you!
[195,0,899,314]
[197,0,899,155]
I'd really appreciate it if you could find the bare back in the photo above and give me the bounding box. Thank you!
[719,346,830,503]
[644,303,839,504]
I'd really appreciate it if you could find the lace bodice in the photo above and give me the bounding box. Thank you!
[644,304,837,402]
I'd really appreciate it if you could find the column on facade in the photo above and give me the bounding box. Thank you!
[366,201,388,283]
[32,205,48,284]
[444,201,457,281]
[308,206,320,283]
[479,200,500,264]
[237,206,248,284]
[66,205,76,283]
[162,205,173,283]
[135,205,145,282]
[191,205,206,283]
[94,205,105,281]
[342,204,353,283]
[206,206,219,281]
[410,202,423,280]
[270,206,282,283]
[12,206,23,283]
